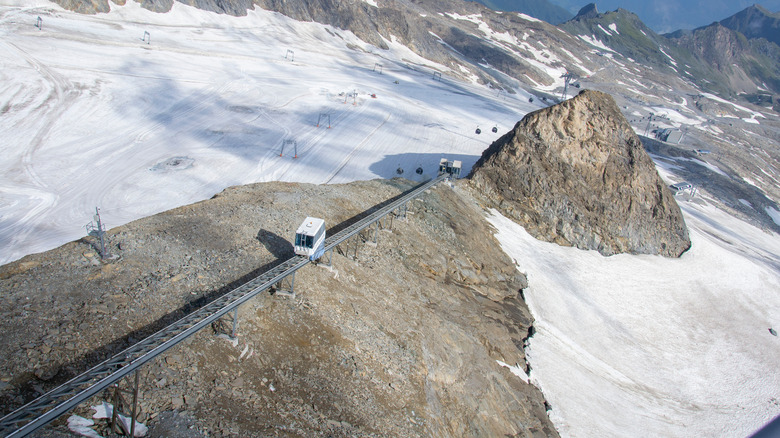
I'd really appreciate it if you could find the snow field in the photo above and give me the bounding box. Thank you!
[488,198,780,437]
[0,0,536,264]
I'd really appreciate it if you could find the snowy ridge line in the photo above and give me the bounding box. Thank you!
[0,174,447,438]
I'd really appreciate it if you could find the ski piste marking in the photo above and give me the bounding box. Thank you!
[323,112,392,184]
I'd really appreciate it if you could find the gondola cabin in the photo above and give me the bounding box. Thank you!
[669,182,693,196]
[294,217,326,260]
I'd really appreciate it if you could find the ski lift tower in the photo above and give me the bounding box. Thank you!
[644,112,654,137]
[85,207,110,259]
[561,72,577,100]
[280,139,298,158]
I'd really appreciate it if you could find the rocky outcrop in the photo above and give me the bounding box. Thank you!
[470,89,691,257]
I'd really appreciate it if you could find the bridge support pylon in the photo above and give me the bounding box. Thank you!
[275,272,295,298]
[231,307,239,339]
[350,234,360,260]
[110,370,141,438]
[322,249,333,267]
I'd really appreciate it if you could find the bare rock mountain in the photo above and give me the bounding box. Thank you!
[470,89,691,257]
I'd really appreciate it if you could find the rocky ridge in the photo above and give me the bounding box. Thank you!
[718,4,780,48]
[0,179,556,437]
[470,89,691,257]
[667,22,780,94]
[563,3,780,97]
[470,0,572,25]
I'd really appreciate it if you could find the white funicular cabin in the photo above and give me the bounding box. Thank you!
[294,217,326,260]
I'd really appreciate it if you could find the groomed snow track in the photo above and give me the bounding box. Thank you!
[0,174,448,438]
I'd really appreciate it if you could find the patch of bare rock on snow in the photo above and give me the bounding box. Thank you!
[0,178,557,437]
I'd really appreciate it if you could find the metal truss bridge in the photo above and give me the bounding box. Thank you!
[0,174,448,437]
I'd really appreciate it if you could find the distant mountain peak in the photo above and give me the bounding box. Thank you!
[574,3,599,20]
[719,3,780,48]
[745,4,777,17]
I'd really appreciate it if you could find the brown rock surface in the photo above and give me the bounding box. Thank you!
[0,179,556,437]
[470,89,691,257]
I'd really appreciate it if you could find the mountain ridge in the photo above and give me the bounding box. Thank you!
[718,4,780,48]
[469,0,572,25]
[47,0,780,99]
[551,0,780,33]
[561,4,780,96]
[667,21,780,95]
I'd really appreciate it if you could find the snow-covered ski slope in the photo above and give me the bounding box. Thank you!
[0,0,539,264]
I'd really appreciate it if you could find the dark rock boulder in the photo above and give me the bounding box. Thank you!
[470,89,691,257]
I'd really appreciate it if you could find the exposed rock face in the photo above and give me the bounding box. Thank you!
[470,89,691,257]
